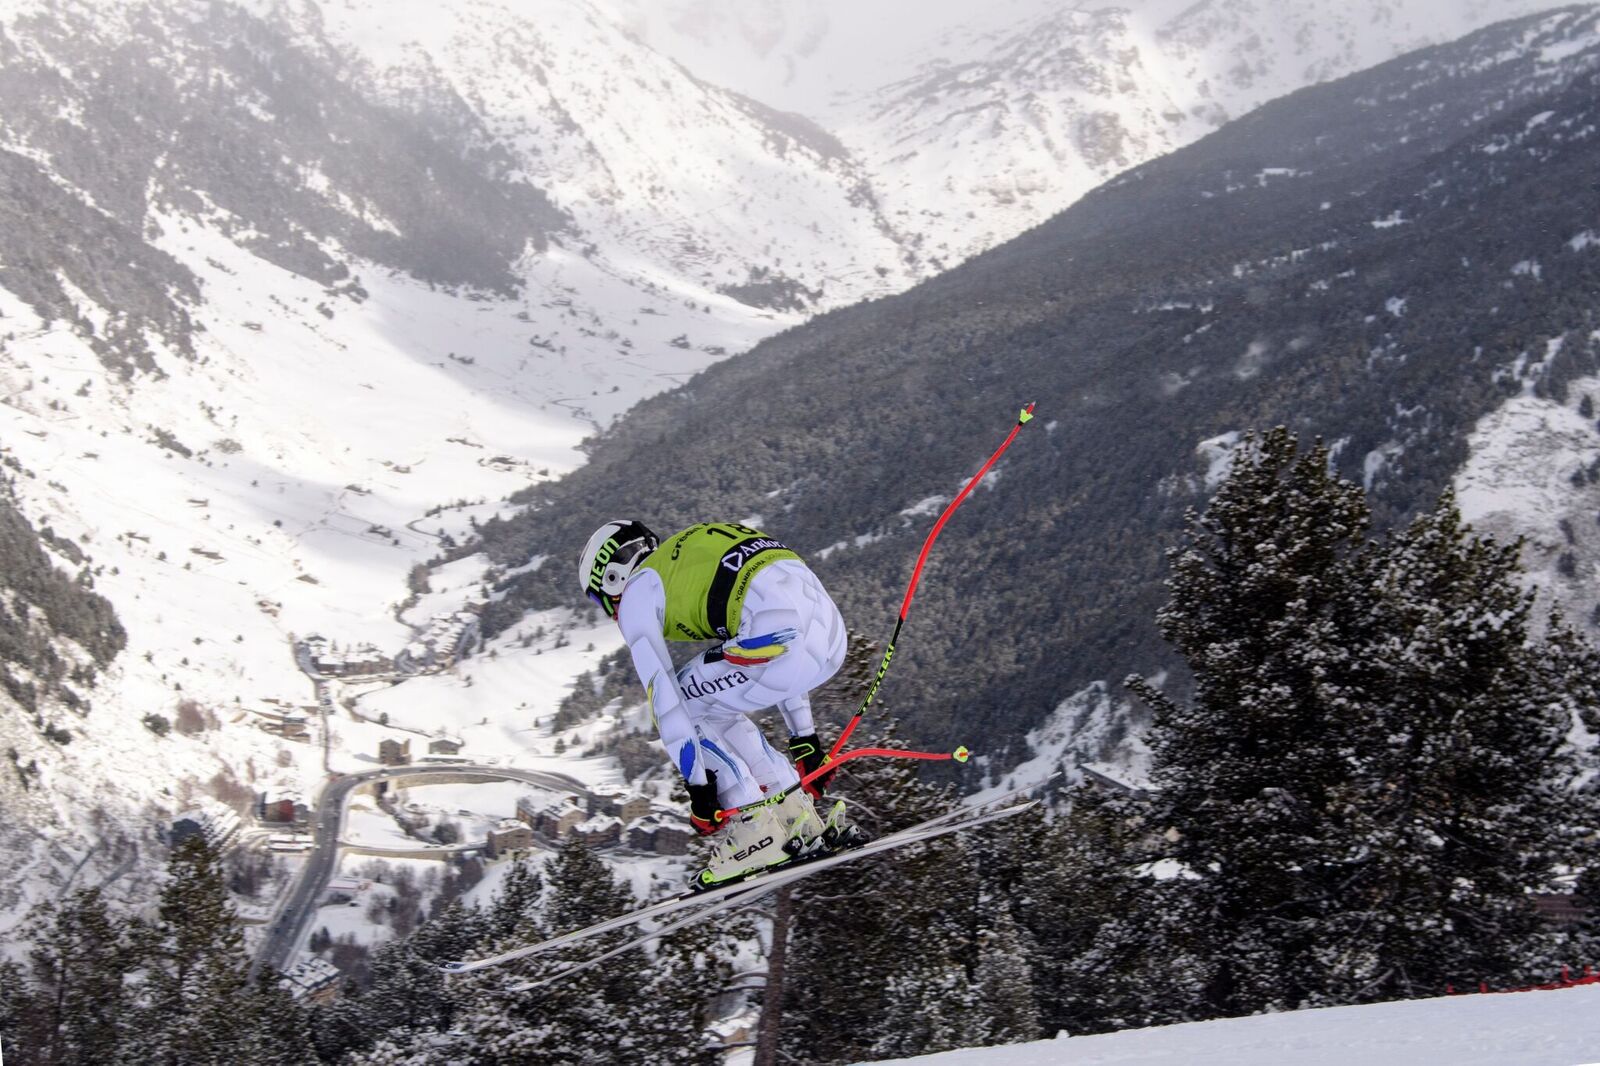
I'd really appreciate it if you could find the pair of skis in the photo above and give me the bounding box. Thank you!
[440,777,1050,988]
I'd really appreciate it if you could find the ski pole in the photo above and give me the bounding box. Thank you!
[829,403,1036,758]
[715,743,971,822]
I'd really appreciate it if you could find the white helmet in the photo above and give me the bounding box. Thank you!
[578,520,658,617]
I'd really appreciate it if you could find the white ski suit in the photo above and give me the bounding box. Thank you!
[615,557,847,807]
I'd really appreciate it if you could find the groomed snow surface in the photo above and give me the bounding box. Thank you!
[874,983,1600,1066]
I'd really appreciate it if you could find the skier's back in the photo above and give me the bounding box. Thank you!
[579,519,849,883]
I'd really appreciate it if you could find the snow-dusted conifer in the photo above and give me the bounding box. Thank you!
[871,945,986,1059]
[128,836,259,1063]
[484,856,544,941]
[779,716,958,1062]
[1015,788,1159,1034]
[1127,429,1600,1017]
[1127,428,1373,1015]
[10,888,139,1063]
[446,835,712,1065]
[971,905,1043,1045]
[1324,492,1600,998]
[242,970,317,1065]
[357,899,485,1042]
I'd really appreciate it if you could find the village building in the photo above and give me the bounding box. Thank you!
[428,737,464,756]
[589,792,653,821]
[486,820,535,859]
[516,795,590,841]
[627,814,694,856]
[1079,760,1152,801]
[257,790,310,826]
[280,957,342,1005]
[169,803,241,851]
[325,876,373,904]
[572,814,623,848]
[256,708,310,741]
[1532,892,1590,927]
[297,634,393,678]
[378,738,412,766]
[395,610,482,674]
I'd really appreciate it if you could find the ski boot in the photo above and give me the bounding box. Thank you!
[697,789,825,888]
[816,797,870,851]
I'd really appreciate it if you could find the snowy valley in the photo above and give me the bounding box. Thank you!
[4,0,1600,1063]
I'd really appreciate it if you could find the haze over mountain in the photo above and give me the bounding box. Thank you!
[605,0,1564,266]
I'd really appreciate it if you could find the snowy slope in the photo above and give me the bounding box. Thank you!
[872,982,1600,1065]
[1456,368,1600,630]
[565,2,1573,271]
[595,0,1064,119]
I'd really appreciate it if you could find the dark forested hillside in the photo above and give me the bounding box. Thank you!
[470,7,1600,767]
[0,468,124,735]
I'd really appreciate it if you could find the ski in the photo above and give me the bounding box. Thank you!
[440,777,1053,977]
[498,800,1037,992]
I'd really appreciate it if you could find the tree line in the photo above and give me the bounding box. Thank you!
[7,428,1599,1062]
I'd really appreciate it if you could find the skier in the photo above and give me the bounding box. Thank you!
[578,519,850,883]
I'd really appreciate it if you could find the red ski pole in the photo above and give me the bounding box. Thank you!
[717,744,971,821]
[829,403,1036,758]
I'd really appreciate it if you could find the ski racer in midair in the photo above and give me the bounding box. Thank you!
[579,520,850,882]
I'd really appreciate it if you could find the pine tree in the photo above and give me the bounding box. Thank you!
[357,900,483,1042]
[1013,787,1158,1035]
[127,836,257,1064]
[620,924,727,1066]
[446,835,721,1065]
[970,906,1042,1046]
[778,713,961,1064]
[1126,429,1600,1018]
[10,888,141,1064]
[125,835,312,1065]
[0,958,24,1057]
[1126,428,1374,1016]
[484,856,543,942]
[241,971,317,1066]
[1317,493,1600,999]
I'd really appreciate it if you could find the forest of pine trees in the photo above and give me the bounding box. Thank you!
[5,427,1599,1063]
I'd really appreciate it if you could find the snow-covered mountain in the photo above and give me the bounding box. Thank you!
[595,0,1064,119]
[264,0,919,309]
[849,0,1567,268]
[0,0,1595,940]
[588,1,1566,270]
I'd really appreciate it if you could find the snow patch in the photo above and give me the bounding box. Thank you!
[1196,431,1243,489]
[881,982,1600,1065]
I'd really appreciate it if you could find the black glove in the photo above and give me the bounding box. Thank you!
[787,733,834,799]
[687,768,722,835]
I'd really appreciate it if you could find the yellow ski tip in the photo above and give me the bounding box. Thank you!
[953,745,971,763]
[1018,403,1036,424]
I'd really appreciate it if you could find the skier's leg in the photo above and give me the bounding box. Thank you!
[679,711,767,808]
[703,708,798,793]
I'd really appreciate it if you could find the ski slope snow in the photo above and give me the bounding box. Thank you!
[871,982,1600,1066]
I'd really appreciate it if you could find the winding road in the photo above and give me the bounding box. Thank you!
[253,763,589,976]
